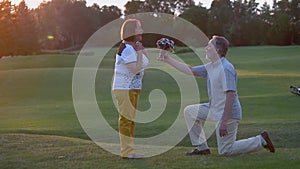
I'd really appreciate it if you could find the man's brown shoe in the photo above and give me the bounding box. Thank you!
[261,131,275,153]
[186,149,211,155]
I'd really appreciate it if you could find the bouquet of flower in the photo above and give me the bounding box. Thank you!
[156,38,175,53]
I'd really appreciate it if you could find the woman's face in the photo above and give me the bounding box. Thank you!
[134,22,143,42]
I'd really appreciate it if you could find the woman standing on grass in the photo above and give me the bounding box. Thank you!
[112,19,149,159]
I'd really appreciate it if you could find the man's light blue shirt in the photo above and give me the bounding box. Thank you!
[193,57,242,120]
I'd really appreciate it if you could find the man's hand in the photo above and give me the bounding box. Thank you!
[158,50,169,62]
[220,91,235,137]
[219,121,228,137]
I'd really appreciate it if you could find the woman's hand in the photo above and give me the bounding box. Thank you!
[133,41,148,58]
[133,41,145,51]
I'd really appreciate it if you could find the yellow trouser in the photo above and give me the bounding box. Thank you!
[113,90,140,157]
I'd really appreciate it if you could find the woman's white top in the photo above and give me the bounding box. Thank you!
[112,43,149,90]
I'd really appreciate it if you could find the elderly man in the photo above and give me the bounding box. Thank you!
[159,36,275,156]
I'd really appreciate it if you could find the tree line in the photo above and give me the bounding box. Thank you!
[0,0,299,56]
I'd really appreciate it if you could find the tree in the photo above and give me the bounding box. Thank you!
[270,0,292,45]
[0,0,15,56]
[258,2,273,44]
[230,0,246,45]
[290,0,300,44]
[207,0,233,38]
[14,0,40,54]
[99,5,122,26]
[34,0,66,49]
[59,0,93,47]
[124,0,194,15]
[179,5,209,35]
[34,0,122,49]
[237,0,263,45]
[124,0,148,15]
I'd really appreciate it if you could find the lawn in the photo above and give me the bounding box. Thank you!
[0,46,299,169]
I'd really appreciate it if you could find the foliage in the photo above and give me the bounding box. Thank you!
[0,0,15,56]
[0,0,300,56]
[196,0,300,46]
[0,0,40,56]
[124,0,195,15]
[14,1,40,54]
[34,0,122,50]
[179,5,208,34]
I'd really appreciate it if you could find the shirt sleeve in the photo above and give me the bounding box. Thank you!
[192,65,208,78]
[121,46,137,64]
[223,67,237,92]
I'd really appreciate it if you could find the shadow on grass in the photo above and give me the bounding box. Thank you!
[0,133,299,169]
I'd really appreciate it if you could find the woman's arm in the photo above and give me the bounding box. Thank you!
[127,50,143,74]
[127,42,145,74]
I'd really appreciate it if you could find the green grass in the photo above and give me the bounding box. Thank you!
[0,46,300,168]
[1,134,299,169]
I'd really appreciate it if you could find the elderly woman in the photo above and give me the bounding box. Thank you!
[112,19,149,159]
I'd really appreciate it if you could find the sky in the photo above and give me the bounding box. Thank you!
[11,0,274,10]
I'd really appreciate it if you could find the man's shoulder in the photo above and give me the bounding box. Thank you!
[221,57,235,70]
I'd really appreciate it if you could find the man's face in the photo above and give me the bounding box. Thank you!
[205,39,218,61]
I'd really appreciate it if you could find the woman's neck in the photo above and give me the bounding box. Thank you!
[123,40,136,46]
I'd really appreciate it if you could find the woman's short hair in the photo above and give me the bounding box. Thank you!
[211,35,229,56]
[120,19,141,42]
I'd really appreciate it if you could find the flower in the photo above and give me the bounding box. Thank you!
[156,38,175,53]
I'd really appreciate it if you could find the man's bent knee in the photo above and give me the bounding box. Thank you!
[184,105,196,118]
[218,146,234,156]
